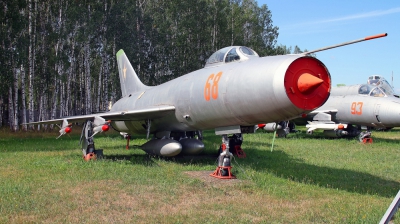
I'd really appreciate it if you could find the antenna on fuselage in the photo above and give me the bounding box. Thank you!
[392,71,394,89]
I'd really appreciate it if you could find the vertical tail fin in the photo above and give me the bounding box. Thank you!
[116,49,149,97]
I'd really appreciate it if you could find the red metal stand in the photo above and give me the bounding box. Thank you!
[362,138,373,144]
[210,166,236,179]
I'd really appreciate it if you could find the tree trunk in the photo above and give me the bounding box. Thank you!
[103,52,109,111]
[28,0,35,128]
[110,37,116,107]
[79,51,83,115]
[13,67,19,131]
[85,41,91,115]
[51,73,58,121]
[50,74,58,130]
[8,86,14,131]
[0,96,3,127]
[60,79,64,117]
[37,94,43,131]
[96,56,103,112]
[65,34,76,117]
[21,64,27,131]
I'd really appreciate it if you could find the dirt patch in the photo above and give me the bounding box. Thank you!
[184,170,243,187]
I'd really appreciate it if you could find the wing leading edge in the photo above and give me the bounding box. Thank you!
[25,105,176,125]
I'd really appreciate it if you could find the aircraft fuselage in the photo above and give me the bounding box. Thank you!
[111,55,330,136]
[318,95,400,128]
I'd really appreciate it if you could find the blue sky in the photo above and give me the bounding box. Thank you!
[257,0,400,90]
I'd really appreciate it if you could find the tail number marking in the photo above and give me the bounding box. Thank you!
[351,102,363,115]
[204,72,223,101]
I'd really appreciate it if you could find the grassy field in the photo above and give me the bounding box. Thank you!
[0,126,399,223]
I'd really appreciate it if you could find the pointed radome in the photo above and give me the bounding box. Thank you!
[297,73,324,93]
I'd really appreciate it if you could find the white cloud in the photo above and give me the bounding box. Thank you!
[310,7,400,25]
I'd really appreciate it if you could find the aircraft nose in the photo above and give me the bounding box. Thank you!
[284,57,331,111]
[297,73,324,93]
[378,101,400,126]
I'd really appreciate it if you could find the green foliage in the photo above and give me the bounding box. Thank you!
[1,0,285,126]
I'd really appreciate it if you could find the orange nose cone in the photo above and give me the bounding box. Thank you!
[297,73,324,93]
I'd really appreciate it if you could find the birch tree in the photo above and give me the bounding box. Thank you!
[28,0,35,126]
[21,64,27,130]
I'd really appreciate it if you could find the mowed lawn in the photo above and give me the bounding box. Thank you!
[0,126,399,223]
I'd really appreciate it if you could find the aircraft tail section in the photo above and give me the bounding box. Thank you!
[116,49,149,97]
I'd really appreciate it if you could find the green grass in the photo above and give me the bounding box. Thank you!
[0,126,399,223]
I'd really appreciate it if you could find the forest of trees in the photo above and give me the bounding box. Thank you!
[0,0,306,131]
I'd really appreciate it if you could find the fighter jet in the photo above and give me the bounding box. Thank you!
[259,76,399,142]
[304,80,400,141]
[26,33,386,159]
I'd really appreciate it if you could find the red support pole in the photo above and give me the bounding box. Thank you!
[126,135,130,149]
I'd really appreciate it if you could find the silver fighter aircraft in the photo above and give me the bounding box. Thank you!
[259,76,399,142]
[304,80,400,141]
[26,33,386,159]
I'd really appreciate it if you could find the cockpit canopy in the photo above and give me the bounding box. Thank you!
[358,84,388,97]
[205,46,259,68]
[367,75,382,85]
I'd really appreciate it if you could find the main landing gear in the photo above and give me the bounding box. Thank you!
[80,120,103,161]
[359,131,373,143]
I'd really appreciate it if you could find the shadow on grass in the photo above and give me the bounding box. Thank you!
[165,153,219,166]
[369,137,400,144]
[0,137,82,152]
[102,151,219,167]
[103,153,158,166]
[286,129,400,142]
[247,149,399,198]
[285,131,358,141]
[304,134,400,143]
[0,133,126,152]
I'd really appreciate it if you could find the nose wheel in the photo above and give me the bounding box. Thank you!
[211,134,236,179]
[358,131,372,143]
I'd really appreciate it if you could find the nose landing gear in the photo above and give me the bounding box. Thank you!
[210,134,236,179]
